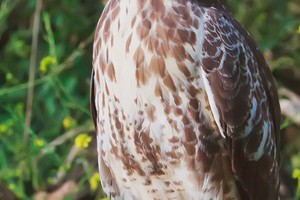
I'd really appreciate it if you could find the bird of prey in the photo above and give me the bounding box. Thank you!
[90,0,281,199]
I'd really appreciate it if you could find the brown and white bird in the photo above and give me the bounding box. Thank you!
[90,0,281,199]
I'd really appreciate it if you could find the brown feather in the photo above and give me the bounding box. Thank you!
[201,7,280,199]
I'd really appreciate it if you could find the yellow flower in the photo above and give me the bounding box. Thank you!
[293,168,300,179]
[63,116,77,129]
[297,25,300,34]
[39,56,57,74]
[59,165,66,172]
[34,138,46,147]
[0,124,8,133]
[75,133,92,149]
[6,73,13,81]
[8,183,16,191]
[89,172,101,191]
[293,168,300,192]
[0,120,14,134]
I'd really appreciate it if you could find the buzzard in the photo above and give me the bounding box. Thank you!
[90,0,281,199]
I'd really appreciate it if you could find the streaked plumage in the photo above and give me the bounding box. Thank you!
[90,0,280,199]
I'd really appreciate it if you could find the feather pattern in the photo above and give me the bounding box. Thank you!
[90,0,280,199]
[200,7,280,199]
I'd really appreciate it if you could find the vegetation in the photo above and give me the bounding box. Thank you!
[0,0,299,199]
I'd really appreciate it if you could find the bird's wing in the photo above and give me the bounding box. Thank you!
[199,8,280,199]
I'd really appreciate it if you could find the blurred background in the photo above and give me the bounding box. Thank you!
[0,0,299,199]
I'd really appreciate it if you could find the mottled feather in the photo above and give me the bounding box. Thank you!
[90,0,280,199]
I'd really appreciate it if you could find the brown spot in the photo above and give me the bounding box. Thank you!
[163,74,176,92]
[131,16,136,27]
[184,126,197,142]
[141,9,147,18]
[151,0,165,15]
[117,19,120,31]
[156,24,168,41]
[104,19,110,33]
[177,29,189,42]
[147,106,156,122]
[167,116,173,124]
[151,189,158,193]
[145,36,156,52]
[141,157,147,162]
[112,132,117,141]
[188,105,199,121]
[186,53,195,63]
[174,107,183,116]
[169,136,179,143]
[182,115,190,125]
[162,15,176,28]
[193,18,199,28]
[110,143,119,156]
[102,93,105,107]
[160,42,170,57]
[170,160,179,165]
[137,22,148,39]
[171,45,186,62]
[164,181,171,187]
[101,150,106,157]
[114,95,120,103]
[189,98,199,110]
[93,42,100,63]
[143,18,152,30]
[138,110,144,115]
[111,6,120,22]
[110,36,114,46]
[150,56,166,77]
[173,94,182,106]
[125,34,132,53]
[136,67,149,86]
[166,189,175,193]
[190,31,196,44]
[144,179,152,186]
[166,151,181,159]
[115,117,122,130]
[103,32,110,43]
[99,54,106,73]
[134,46,150,86]
[133,46,145,66]
[173,181,182,186]
[188,85,198,97]
[133,131,143,154]
[105,82,110,95]
[155,82,163,97]
[178,63,191,77]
